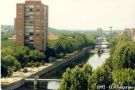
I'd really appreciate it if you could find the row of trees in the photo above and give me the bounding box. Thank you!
[1,33,96,77]
[59,35,135,90]
[1,46,45,77]
[48,33,96,58]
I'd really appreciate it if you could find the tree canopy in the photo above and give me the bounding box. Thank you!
[59,35,135,89]
[58,64,92,90]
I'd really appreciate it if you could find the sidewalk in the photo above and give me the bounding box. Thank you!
[1,64,52,86]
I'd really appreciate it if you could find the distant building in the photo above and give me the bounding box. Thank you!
[131,28,135,41]
[124,28,135,41]
[124,28,132,38]
[15,0,48,51]
[97,28,103,37]
[118,31,124,36]
[1,25,14,32]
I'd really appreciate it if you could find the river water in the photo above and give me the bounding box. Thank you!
[87,52,110,70]
[16,52,110,90]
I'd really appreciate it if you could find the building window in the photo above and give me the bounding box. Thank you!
[25,32,30,36]
[25,8,33,12]
[36,9,40,12]
[35,12,40,15]
[25,16,33,20]
[25,21,33,26]
[29,36,33,40]
[36,33,39,36]
[29,8,33,12]
[29,33,33,35]
[36,30,40,32]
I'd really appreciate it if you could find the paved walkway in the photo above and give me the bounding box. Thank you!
[1,64,52,86]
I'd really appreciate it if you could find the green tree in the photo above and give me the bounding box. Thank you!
[112,41,135,70]
[80,64,92,90]
[48,33,96,59]
[59,68,71,90]
[88,62,112,90]
[14,46,30,67]
[86,34,96,46]
[48,56,56,62]
[1,40,16,48]
[1,47,14,57]
[2,55,21,69]
[48,40,58,49]
[1,32,15,48]
[59,64,92,90]
[34,62,41,67]
[112,69,135,87]
[1,55,21,77]
[29,50,44,62]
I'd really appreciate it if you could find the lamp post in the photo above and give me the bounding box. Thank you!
[109,26,112,36]
[109,26,112,40]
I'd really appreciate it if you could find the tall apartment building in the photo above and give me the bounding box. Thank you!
[15,0,48,51]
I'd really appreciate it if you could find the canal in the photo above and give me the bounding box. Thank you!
[16,51,110,90]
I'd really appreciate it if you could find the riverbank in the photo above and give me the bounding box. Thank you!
[1,47,91,90]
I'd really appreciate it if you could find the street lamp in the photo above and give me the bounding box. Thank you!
[109,27,112,40]
[109,26,112,36]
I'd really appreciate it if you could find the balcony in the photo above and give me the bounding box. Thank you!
[25,12,34,16]
[25,32,30,36]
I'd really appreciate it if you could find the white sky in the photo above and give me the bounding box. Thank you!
[0,0,135,30]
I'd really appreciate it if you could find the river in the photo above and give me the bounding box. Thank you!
[16,52,110,90]
[87,52,110,70]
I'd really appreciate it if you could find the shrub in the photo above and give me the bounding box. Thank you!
[34,62,40,67]
[23,68,28,73]
[48,57,56,63]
